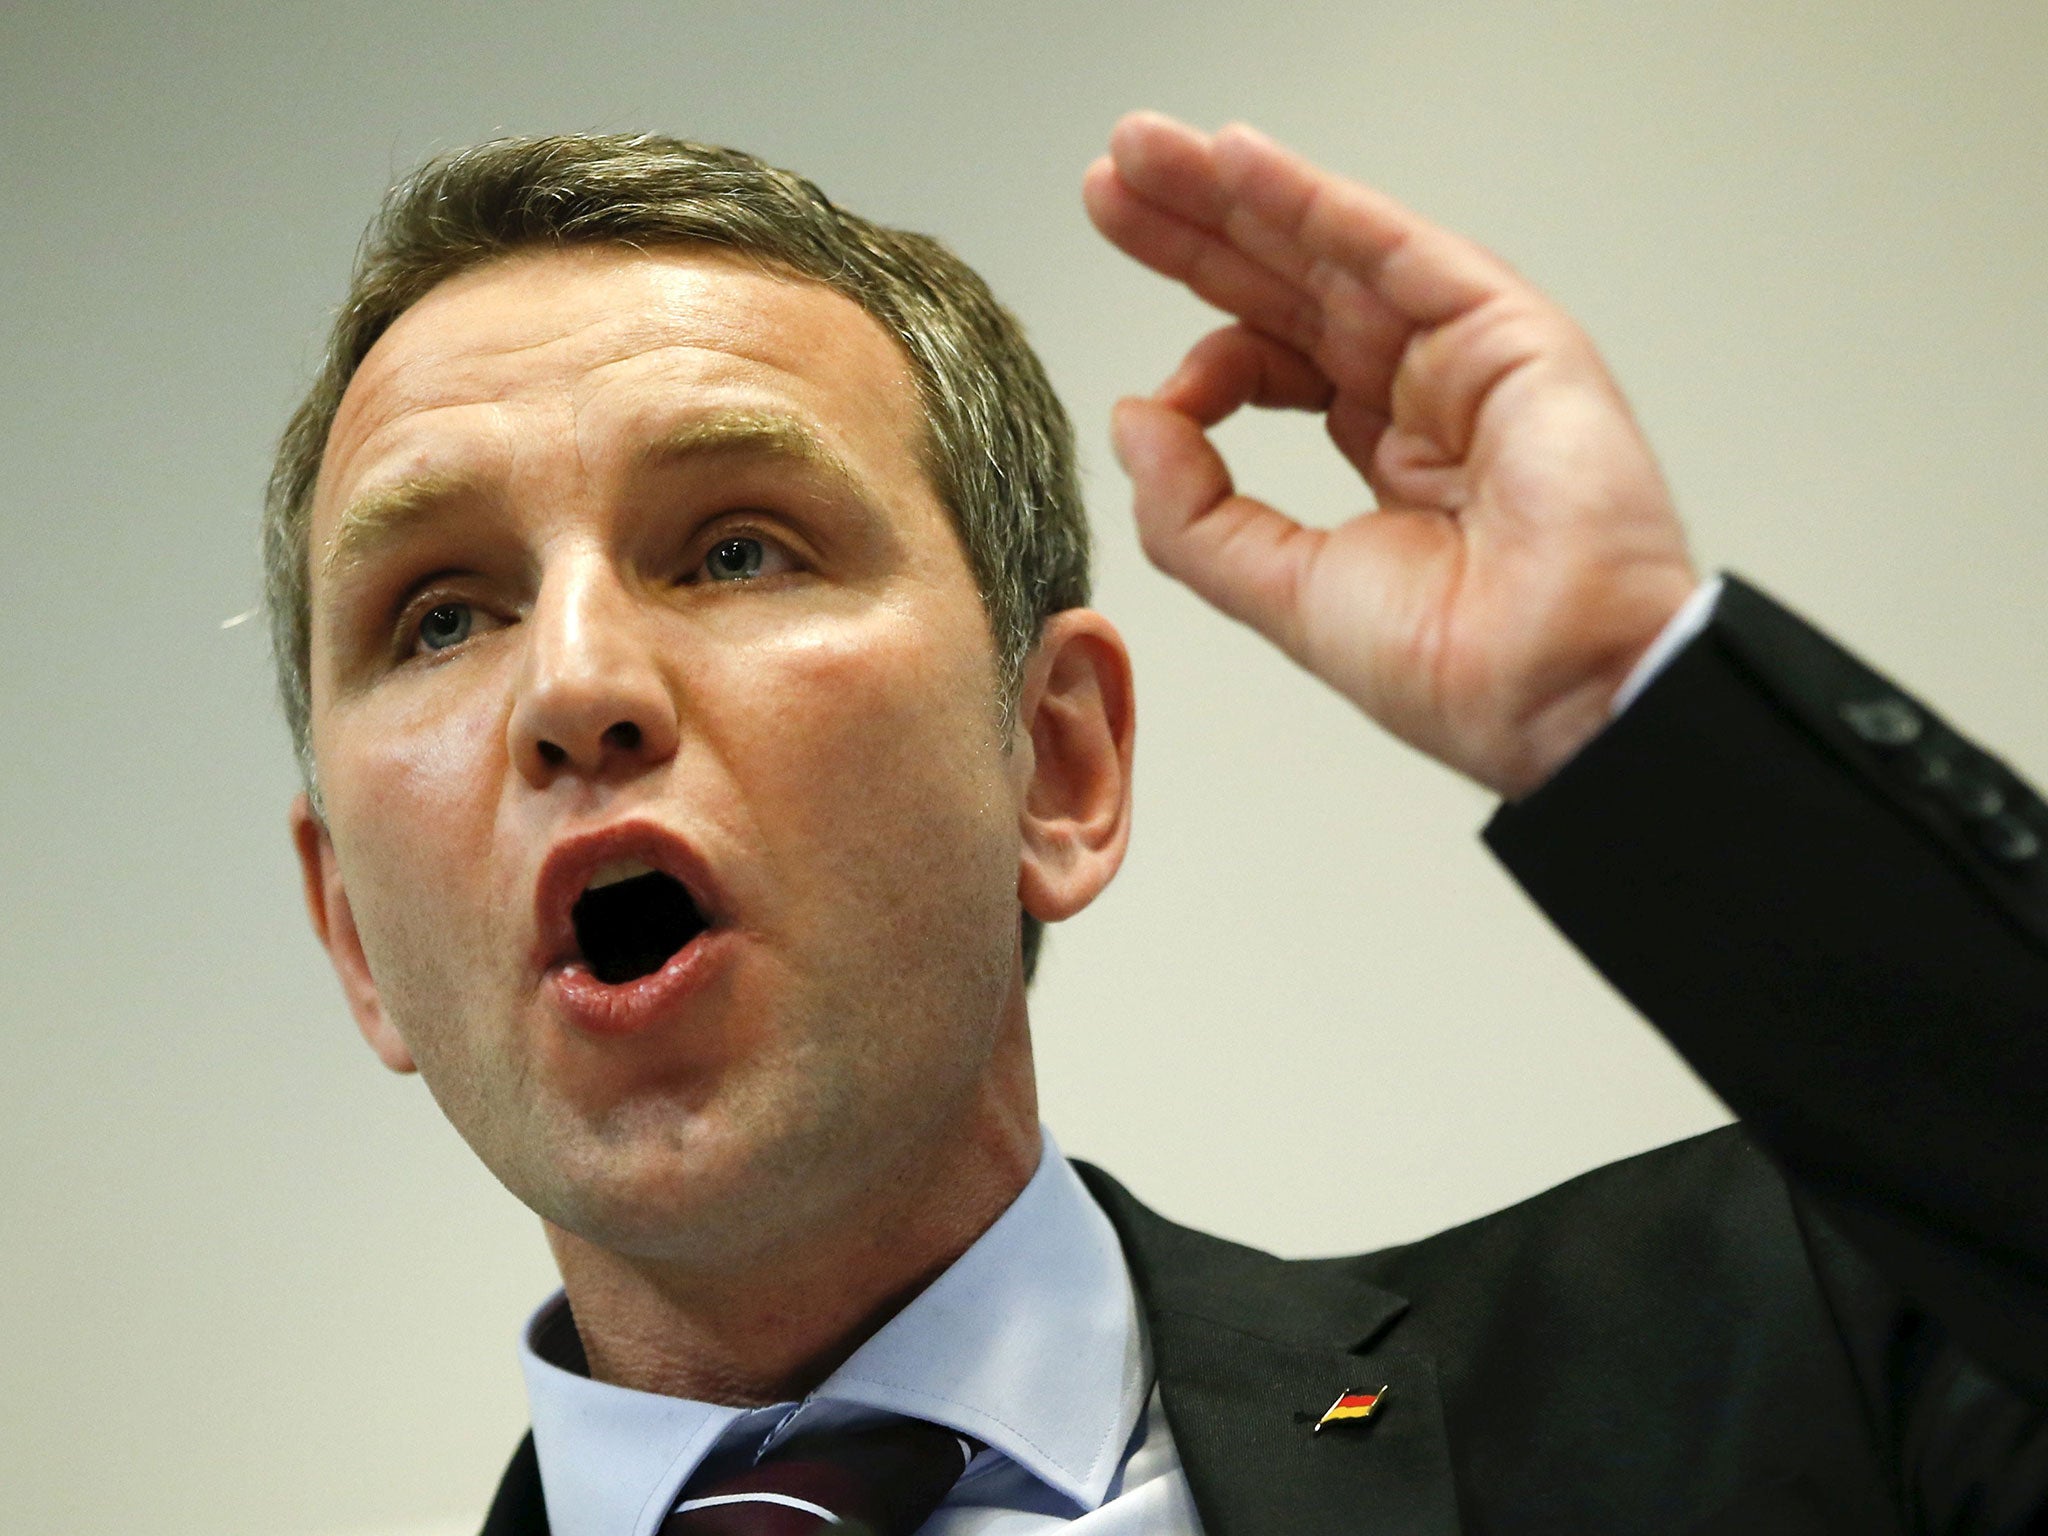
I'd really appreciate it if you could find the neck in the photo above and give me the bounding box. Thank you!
[544,1019,1042,1405]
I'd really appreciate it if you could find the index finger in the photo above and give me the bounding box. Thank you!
[1083,151,1320,350]
[1209,121,1523,327]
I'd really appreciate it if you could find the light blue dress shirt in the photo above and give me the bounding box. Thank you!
[519,1134,1205,1536]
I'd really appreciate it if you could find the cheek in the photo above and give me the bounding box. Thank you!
[702,602,1018,925]
[316,673,514,1016]
[347,675,508,818]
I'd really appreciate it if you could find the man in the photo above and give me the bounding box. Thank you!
[274,112,2048,1534]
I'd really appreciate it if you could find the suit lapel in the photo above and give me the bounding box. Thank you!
[1077,1162,1461,1536]
[479,1431,549,1536]
[1152,1317,1459,1536]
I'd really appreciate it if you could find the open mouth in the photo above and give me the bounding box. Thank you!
[570,863,710,985]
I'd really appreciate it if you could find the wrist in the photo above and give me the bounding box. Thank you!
[1607,576,1724,720]
[1494,569,1710,799]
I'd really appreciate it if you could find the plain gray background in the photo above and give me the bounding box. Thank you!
[5,3,2046,1532]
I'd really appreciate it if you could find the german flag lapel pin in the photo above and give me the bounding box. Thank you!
[1314,1385,1389,1433]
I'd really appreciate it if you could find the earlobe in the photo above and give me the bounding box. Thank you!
[1015,611,1136,925]
[289,794,417,1074]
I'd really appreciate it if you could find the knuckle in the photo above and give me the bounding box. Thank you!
[1135,519,1175,567]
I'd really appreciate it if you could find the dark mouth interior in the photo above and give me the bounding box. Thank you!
[571,871,708,985]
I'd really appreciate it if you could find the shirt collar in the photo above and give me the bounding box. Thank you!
[518,1131,1147,1536]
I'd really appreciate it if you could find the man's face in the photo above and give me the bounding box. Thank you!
[298,245,1036,1264]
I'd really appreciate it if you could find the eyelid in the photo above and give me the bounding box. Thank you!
[682,515,808,582]
[394,583,506,662]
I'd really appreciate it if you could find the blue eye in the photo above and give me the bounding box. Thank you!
[704,537,766,582]
[418,603,473,650]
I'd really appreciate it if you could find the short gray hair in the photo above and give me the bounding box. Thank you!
[265,134,1091,977]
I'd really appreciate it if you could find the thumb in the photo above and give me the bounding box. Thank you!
[1111,396,1320,653]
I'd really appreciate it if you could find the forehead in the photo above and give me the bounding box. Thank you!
[315,244,931,529]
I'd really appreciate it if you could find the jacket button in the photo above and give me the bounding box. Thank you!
[1901,744,1955,790]
[1979,815,2042,866]
[1841,697,1924,748]
[1942,772,2006,821]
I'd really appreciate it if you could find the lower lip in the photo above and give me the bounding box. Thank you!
[544,928,734,1037]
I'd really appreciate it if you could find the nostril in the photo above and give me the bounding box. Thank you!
[531,725,641,771]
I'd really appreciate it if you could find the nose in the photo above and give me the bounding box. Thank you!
[508,553,680,788]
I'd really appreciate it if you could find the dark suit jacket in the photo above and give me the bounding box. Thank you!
[482,578,2048,1534]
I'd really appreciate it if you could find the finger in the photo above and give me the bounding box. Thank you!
[1153,323,1333,427]
[1326,390,1394,497]
[1103,112,1325,303]
[1095,114,1430,399]
[1110,113,1409,314]
[1084,155,1318,348]
[1104,110,1231,230]
[1151,327,1403,512]
[1210,121,1524,326]
[1110,396,1322,652]
[1388,297,1582,472]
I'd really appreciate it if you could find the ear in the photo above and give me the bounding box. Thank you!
[1014,609,1135,925]
[290,793,416,1074]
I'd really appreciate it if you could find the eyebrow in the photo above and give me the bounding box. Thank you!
[320,472,475,582]
[319,410,870,582]
[637,409,868,497]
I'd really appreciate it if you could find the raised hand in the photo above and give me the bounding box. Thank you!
[1084,112,1698,797]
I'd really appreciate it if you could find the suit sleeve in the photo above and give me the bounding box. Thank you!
[1483,576,2048,1512]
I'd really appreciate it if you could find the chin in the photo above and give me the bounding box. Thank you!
[522,1093,849,1266]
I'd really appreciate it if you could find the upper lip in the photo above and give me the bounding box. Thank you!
[530,819,722,973]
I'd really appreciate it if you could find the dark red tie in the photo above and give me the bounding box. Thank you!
[659,1418,980,1536]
